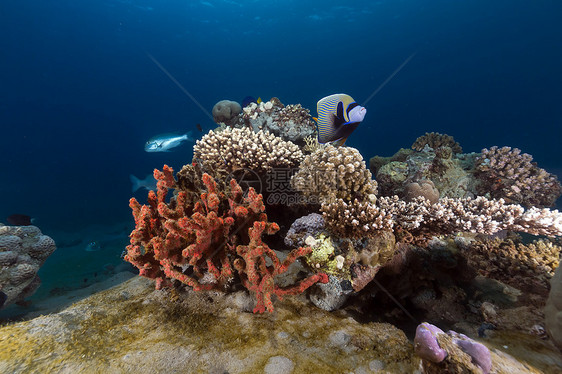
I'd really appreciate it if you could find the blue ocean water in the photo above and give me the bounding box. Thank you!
[0,1,561,302]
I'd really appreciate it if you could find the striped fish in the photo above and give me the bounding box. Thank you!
[314,94,366,147]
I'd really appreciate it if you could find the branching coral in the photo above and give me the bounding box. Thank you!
[320,198,393,238]
[320,194,562,242]
[125,165,327,313]
[291,145,377,202]
[378,195,562,238]
[193,127,304,173]
[475,146,561,207]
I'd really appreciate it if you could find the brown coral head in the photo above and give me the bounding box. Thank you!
[404,180,440,204]
[411,132,462,154]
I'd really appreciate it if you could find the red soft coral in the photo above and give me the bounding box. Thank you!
[125,165,327,312]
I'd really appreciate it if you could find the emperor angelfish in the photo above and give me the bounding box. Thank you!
[144,132,193,152]
[315,94,366,147]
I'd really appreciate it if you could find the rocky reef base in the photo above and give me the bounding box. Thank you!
[0,276,560,373]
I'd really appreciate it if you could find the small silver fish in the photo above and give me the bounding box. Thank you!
[144,132,193,152]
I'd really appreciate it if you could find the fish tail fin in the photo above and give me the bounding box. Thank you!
[130,174,141,193]
[330,137,347,147]
[183,131,194,141]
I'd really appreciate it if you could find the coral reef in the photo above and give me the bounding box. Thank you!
[212,99,241,125]
[233,98,316,144]
[0,225,56,308]
[125,165,327,313]
[193,127,304,173]
[411,132,462,154]
[373,136,561,210]
[291,145,377,202]
[546,265,562,351]
[475,146,561,207]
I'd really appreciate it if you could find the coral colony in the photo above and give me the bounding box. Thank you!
[122,98,562,369]
[125,164,327,313]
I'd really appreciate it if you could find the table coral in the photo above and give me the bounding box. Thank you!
[125,165,327,313]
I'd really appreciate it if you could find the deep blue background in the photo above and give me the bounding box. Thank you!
[1,0,561,232]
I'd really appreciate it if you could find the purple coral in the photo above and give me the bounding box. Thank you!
[449,331,492,374]
[284,213,325,247]
[414,322,448,363]
[414,323,492,374]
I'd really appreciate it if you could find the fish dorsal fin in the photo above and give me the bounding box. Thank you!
[316,94,354,143]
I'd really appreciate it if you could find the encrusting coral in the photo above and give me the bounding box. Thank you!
[125,165,327,313]
[193,127,304,173]
[475,146,561,207]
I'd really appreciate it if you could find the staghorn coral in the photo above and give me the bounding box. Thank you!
[459,237,560,295]
[125,165,327,313]
[192,127,304,173]
[411,132,462,154]
[291,145,378,202]
[236,98,316,144]
[0,225,56,308]
[475,146,561,207]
